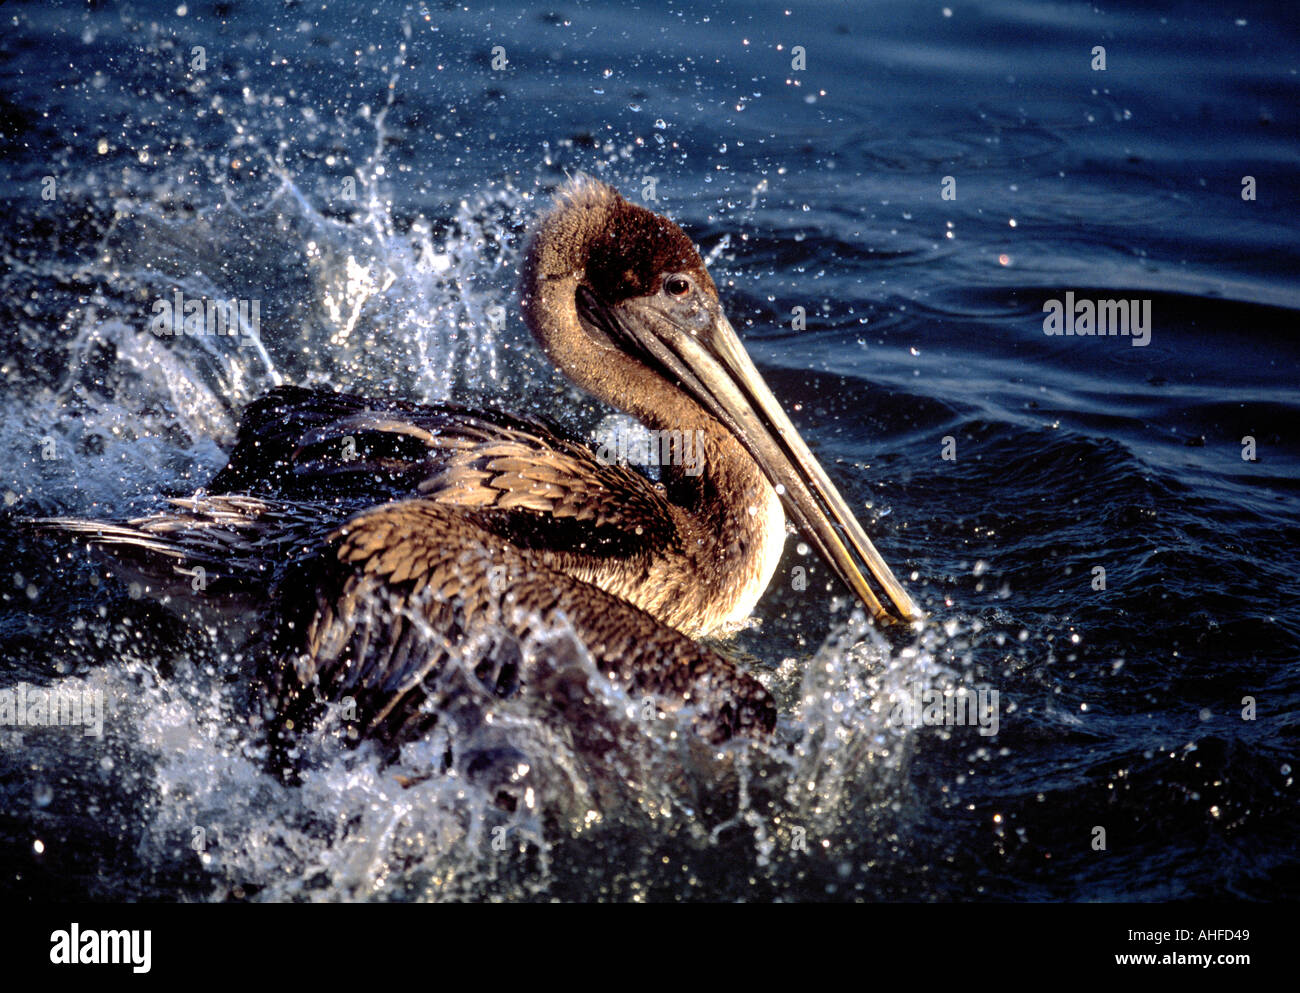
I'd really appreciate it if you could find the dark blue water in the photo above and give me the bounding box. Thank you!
[1,0,1296,901]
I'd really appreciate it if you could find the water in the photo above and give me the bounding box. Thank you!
[1,0,1296,902]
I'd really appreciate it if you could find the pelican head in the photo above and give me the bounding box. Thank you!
[520,176,919,626]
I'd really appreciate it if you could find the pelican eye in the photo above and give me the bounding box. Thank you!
[664,275,691,298]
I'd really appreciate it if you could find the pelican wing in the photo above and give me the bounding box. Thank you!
[211,385,678,560]
[268,499,773,747]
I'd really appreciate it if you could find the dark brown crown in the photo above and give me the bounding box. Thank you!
[523,177,716,304]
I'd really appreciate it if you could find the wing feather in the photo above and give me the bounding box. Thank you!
[210,384,678,560]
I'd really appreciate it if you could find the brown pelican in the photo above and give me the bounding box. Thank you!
[37,177,919,753]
